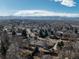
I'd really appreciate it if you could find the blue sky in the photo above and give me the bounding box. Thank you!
[0,0,79,17]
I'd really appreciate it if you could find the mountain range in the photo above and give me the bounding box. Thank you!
[0,16,79,21]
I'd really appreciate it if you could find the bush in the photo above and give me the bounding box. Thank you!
[39,29,48,38]
[57,41,64,49]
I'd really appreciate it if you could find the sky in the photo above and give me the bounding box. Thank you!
[0,0,79,17]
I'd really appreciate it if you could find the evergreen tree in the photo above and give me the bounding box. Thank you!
[12,31,16,36]
[58,41,64,50]
[39,29,48,38]
[22,29,27,38]
[75,28,78,34]
[0,31,10,59]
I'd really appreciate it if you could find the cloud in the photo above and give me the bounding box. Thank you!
[0,11,10,16]
[54,0,76,7]
[0,10,15,16]
[13,10,55,16]
[13,10,79,17]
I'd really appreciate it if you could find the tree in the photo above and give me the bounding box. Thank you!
[74,27,78,34]
[12,31,16,36]
[22,29,27,38]
[39,29,48,38]
[0,30,10,59]
[57,41,64,50]
[32,46,39,56]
